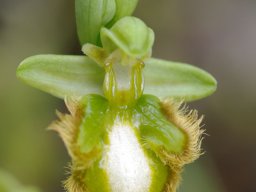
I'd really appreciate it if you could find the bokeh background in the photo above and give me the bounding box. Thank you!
[0,0,255,191]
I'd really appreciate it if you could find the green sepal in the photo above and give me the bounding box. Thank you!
[144,58,217,101]
[75,0,116,46]
[16,55,104,99]
[77,95,109,153]
[107,0,139,26]
[101,16,154,58]
[135,95,186,154]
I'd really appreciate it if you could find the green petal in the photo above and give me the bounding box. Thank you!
[17,55,104,99]
[144,58,217,101]
[75,0,116,46]
[101,16,154,58]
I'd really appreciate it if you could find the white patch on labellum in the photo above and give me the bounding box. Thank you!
[105,123,152,192]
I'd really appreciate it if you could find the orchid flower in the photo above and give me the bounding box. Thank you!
[16,1,217,192]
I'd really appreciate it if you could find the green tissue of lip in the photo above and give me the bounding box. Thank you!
[83,153,169,192]
[77,95,109,154]
[135,95,186,154]
[73,94,187,191]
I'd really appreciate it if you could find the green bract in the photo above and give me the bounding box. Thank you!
[75,0,138,46]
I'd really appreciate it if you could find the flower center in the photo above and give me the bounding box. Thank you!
[103,50,144,106]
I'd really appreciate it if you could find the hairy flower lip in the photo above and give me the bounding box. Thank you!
[49,95,204,192]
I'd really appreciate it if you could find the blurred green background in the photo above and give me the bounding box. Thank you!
[0,0,255,191]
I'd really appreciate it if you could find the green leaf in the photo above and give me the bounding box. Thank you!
[101,16,154,58]
[0,169,41,192]
[75,0,116,46]
[78,95,109,153]
[17,55,104,99]
[144,58,217,101]
[135,95,186,153]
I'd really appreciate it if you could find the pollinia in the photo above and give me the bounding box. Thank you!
[16,0,217,192]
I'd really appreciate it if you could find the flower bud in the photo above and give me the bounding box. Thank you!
[76,0,139,46]
[76,0,116,45]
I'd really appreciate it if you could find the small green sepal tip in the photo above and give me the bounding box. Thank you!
[101,16,155,58]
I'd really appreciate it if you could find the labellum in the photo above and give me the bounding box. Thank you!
[50,94,203,192]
